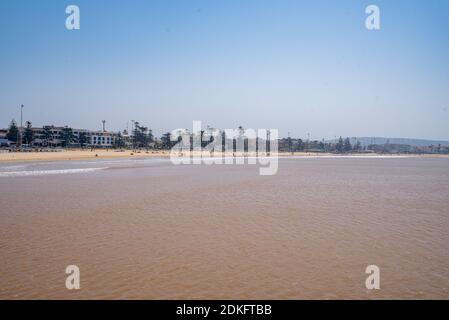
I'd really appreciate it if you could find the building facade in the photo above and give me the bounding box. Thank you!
[30,126,119,147]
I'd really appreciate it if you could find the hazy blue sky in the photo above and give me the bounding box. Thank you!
[1,0,448,140]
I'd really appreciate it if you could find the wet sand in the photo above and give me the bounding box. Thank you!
[0,157,448,299]
[0,149,170,162]
[0,149,447,163]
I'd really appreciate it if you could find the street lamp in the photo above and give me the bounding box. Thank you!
[131,120,135,150]
[18,104,24,147]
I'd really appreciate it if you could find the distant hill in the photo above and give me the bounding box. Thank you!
[327,137,449,147]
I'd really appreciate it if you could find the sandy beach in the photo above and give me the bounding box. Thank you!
[0,149,171,162]
[0,149,448,163]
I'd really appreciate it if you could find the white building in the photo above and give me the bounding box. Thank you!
[89,131,116,146]
[30,126,118,147]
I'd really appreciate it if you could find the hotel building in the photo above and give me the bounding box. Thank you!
[30,126,119,147]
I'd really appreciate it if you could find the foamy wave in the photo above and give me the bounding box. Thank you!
[0,164,30,171]
[0,167,108,177]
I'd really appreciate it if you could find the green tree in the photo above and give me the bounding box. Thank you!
[23,121,34,145]
[113,132,125,148]
[42,126,53,147]
[296,139,304,151]
[133,123,147,148]
[133,123,154,148]
[6,120,19,143]
[161,132,173,149]
[61,127,74,147]
[79,131,89,149]
[147,129,154,145]
[335,136,344,153]
[221,130,226,152]
[318,140,325,151]
[343,137,352,152]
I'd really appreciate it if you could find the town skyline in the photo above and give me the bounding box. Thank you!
[3,117,449,149]
[1,0,448,141]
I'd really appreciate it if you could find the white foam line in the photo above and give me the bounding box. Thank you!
[0,164,30,171]
[55,158,171,166]
[0,167,108,177]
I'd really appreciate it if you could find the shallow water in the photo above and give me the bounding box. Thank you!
[0,157,448,299]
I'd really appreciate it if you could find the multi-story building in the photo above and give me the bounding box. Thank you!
[0,129,9,147]
[30,125,118,147]
[89,131,117,147]
[0,129,8,140]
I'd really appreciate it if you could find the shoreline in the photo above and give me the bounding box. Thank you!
[1,149,448,163]
[0,149,170,163]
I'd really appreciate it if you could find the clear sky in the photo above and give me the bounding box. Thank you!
[1,0,448,140]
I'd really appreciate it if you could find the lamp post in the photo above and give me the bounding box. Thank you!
[131,120,135,150]
[18,104,24,147]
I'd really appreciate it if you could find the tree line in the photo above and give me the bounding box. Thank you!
[4,119,361,153]
[283,136,362,153]
[6,120,421,154]
[4,119,155,149]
